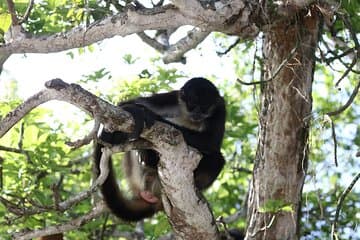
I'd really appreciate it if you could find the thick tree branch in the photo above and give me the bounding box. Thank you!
[0,79,220,239]
[2,5,182,55]
[1,1,258,57]
[0,79,133,138]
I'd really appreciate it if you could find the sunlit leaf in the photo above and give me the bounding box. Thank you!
[0,13,11,32]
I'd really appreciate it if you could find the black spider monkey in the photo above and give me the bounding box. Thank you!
[94,77,226,221]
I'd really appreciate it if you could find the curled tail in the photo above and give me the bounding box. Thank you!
[94,131,157,221]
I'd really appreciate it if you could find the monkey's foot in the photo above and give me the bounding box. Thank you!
[139,191,159,204]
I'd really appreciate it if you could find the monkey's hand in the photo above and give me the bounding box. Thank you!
[122,104,157,141]
[139,191,159,204]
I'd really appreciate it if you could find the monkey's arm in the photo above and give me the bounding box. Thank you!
[119,91,179,115]
[194,152,225,190]
[121,99,225,152]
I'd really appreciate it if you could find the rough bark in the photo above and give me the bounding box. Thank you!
[246,9,320,240]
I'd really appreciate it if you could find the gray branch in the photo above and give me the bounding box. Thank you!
[1,1,258,59]
[0,79,220,239]
[13,203,107,240]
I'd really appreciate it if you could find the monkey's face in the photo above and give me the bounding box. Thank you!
[183,100,216,122]
[180,78,220,122]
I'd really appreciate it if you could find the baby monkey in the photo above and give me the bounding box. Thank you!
[123,150,162,207]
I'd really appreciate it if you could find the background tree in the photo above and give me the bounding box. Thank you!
[0,0,359,239]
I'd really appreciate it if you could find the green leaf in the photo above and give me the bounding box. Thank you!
[123,54,138,64]
[259,199,293,214]
[0,12,11,32]
[48,0,66,9]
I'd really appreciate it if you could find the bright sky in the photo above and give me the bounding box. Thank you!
[0,34,237,99]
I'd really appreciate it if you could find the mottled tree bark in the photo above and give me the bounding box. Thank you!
[246,10,320,240]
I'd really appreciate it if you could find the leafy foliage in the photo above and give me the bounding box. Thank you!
[0,1,359,239]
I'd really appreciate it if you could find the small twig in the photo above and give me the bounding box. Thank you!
[321,39,360,75]
[0,145,117,220]
[64,155,91,168]
[12,203,107,240]
[137,32,167,52]
[237,44,298,85]
[16,122,32,162]
[330,120,338,167]
[216,210,244,224]
[331,12,360,86]
[324,47,355,63]
[217,38,241,56]
[19,0,35,24]
[0,145,32,163]
[6,0,19,25]
[337,13,360,50]
[334,55,357,87]
[326,78,360,116]
[237,78,272,86]
[99,212,110,240]
[17,122,25,149]
[0,156,3,190]
[249,214,276,237]
[232,166,252,174]
[331,172,360,240]
[152,0,165,7]
[0,145,28,154]
[0,195,29,216]
[51,174,64,210]
[65,119,100,148]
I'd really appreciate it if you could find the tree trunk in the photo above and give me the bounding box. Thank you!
[246,11,320,240]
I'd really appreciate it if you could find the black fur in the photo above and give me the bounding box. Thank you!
[94,77,226,221]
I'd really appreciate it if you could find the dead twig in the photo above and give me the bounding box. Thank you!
[331,172,360,240]
[19,0,35,24]
[0,145,32,162]
[237,44,298,85]
[65,119,100,148]
[330,120,338,167]
[326,79,360,116]
[12,203,107,240]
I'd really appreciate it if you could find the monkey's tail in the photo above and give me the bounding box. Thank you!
[94,141,157,222]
